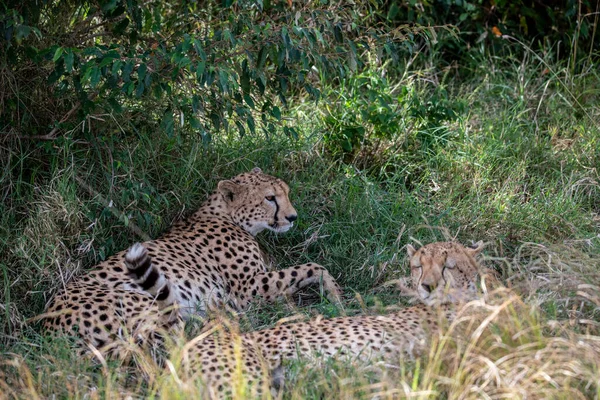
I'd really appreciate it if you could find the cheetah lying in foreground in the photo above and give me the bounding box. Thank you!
[129,240,485,397]
[41,168,341,353]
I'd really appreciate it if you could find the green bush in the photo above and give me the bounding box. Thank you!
[383,0,599,65]
[2,0,597,156]
[0,0,415,144]
[321,57,464,168]
[322,59,403,157]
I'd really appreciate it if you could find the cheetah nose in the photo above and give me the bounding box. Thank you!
[286,214,297,223]
[421,284,433,293]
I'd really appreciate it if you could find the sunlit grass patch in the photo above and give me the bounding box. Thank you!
[278,286,600,399]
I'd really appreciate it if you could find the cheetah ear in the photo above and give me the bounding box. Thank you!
[407,244,417,257]
[218,180,242,203]
[467,240,485,255]
[251,167,262,174]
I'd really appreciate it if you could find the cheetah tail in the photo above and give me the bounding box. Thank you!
[124,243,176,310]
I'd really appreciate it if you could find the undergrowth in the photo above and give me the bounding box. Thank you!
[1,46,599,398]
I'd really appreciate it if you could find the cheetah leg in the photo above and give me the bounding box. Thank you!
[251,263,342,304]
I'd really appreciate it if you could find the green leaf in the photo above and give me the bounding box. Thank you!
[580,21,589,37]
[283,126,299,139]
[235,104,246,117]
[279,76,288,94]
[288,127,299,140]
[235,120,246,137]
[24,46,38,59]
[348,49,357,71]
[341,138,352,152]
[121,81,132,94]
[113,18,130,35]
[108,97,123,113]
[333,24,343,43]
[193,39,206,59]
[162,110,174,137]
[153,84,163,99]
[282,26,291,48]
[192,95,201,113]
[99,56,117,68]
[137,63,147,80]
[272,106,281,121]
[15,25,31,44]
[257,46,268,70]
[47,70,61,85]
[244,94,255,109]
[53,47,63,62]
[196,61,206,81]
[387,3,399,20]
[102,0,118,12]
[240,68,251,95]
[135,82,144,97]
[218,70,229,92]
[201,131,212,145]
[111,60,122,76]
[256,75,265,95]
[90,66,101,87]
[190,116,202,130]
[128,81,136,95]
[122,61,134,81]
[181,34,192,52]
[247,115,256,135]
[223,29,235,46]
[210,112,221,131]
[81,63,92,82]
[314,28,324,44]
[205,69,215,86]
[179,56,191,67]
[64,51,74,72]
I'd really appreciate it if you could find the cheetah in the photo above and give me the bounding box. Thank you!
[41,168,341,353]
[138,241,485,397]
[405,240,483,303]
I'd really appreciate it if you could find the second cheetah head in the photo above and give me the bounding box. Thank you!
[407,241,485,302]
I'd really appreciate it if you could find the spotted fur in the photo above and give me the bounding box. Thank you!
[172,241,484,397]
[41,168,341,352]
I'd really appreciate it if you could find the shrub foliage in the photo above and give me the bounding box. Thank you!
[2,0,597,145]
[1,0,415,142]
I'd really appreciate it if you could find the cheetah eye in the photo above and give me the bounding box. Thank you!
[265,195,275,202]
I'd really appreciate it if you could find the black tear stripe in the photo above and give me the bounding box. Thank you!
[156,285,170,301]
[128,256,152,279]
[141,268,159,290]
[273,197,280,223]
[441,266,449,285]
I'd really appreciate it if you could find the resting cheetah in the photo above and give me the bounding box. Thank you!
[133,241,485,397]
[406,240,483,302]
[41,168,341,352]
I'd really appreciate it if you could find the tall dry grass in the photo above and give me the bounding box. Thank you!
[2,266,599,399]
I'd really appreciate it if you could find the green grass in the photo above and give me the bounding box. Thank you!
[1,48,599,398]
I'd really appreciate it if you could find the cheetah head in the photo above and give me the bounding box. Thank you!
[407,241,484,302]
[217,167,298,236]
